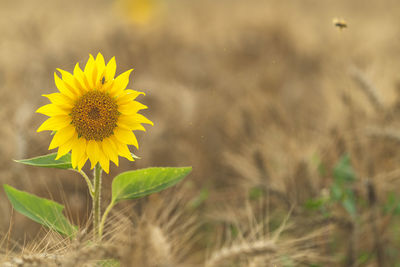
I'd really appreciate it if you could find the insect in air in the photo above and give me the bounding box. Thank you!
[333,18,347,30]
[101,76,106,84]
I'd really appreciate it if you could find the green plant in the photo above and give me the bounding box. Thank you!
[5,54,192,243]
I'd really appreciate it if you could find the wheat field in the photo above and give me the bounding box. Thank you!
[1,0,400,266]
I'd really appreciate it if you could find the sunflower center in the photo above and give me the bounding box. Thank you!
[71,90,119,141]
[88,107,101,120]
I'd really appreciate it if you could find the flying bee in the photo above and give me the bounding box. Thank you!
[333,18,347,30]
[101,76,106,84]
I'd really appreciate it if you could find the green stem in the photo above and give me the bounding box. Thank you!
[99,200,115,240]
[93,163,102,242]
[75,170,94,197]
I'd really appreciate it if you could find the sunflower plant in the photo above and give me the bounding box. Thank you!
[4,53,191,242]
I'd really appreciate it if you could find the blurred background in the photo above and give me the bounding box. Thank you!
[2,0,400,265]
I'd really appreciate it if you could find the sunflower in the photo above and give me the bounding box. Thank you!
[36,53,153,173]
[116,0,157,25]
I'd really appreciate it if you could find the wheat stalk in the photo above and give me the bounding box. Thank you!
[206,240,277,267]
[349,67,384,112]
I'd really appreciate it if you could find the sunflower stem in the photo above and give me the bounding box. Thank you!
[75,170,94,197]
[93,163,102,242]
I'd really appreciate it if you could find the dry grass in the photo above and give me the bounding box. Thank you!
[1,0,400,266]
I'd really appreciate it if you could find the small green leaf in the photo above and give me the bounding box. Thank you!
[14,153,73,169]
[229,224,239,238]
[249,186,264,200]
[311,154,326,176]
[188,188,209,209]
[96,259,120,267]
[342,197,357,217]
[4,185,77,236]
[304,198,326,211]
[333,154,356,183]
[112,167,192,203]
[357,251,372,264]
[330,183,343,201]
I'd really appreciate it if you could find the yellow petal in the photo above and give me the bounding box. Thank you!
[133,113,154,125]
[101,80,114,93]
[116,89,144,105]
[105,57,116,82]
[110,136,134,161]
[95,53,106,86]
[102,138,119,166]
[87,140,100,168]
[42,93,74,109]
[54,72,76,100]
[117,115,147,131]
[62,66,86,95]
[84,54,96,89]
[36,104,68,117]
[96,53,106,68]
[48,125,76,150]
[56,132,78,160]
[114,128,139,148]
[109,69,133,97]
[74,63,90,92]
[117,121,146,131]
[37,115,71,132]
[77,153,88,170]
[98,150,110,173]
[91,61,98,89]
[57,68,82,95]
[71,137,87,169]
[118,101,148,114]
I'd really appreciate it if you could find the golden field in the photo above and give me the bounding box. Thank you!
[1,0,400,266]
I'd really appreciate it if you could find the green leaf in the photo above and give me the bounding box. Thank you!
[330,183,343,201]
[96,259,120,267]
[311,154,326,176]
[333,154,356,183]
[383,192,400,215]
[188,188,209,209]
[342,196,357,217]
[249,186,264,200]
[14,153,73,169]
[112,167,192,203]
[4,185,77,236]
[357,251,372,264]
[304,198,326,211]
[229,224,239,238]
